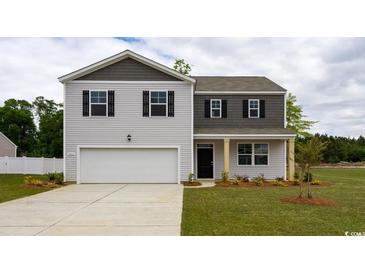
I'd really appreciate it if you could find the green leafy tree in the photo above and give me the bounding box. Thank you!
[0,99,37,155]
[296,136,327,198]
[173,59,191,76]
[32,96,63,158]
[286,93,317,138]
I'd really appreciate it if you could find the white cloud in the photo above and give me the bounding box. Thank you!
[0,37,364,137]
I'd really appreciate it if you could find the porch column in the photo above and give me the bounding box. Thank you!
[288,138,295,181]
[224,138,230,174]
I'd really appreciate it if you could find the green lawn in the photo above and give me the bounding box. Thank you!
[181,168,365,235]
[0,174,52,203]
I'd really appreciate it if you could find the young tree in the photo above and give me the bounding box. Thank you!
[0,99,37,155]
[173,59,191,76]
[286,93,317,138]
[295,136,327,198]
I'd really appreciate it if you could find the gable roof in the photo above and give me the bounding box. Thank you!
[58,50,196,83]
[0,132,17,148]
[193,76,286,92]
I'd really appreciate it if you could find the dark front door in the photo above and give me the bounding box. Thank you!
[197,144,214,178]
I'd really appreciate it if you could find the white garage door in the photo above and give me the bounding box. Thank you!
[79,147,178,184]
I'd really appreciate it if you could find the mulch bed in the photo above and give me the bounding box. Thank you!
[215,181,334,188]
[182,181,202,186]
[23,182,68,189]
[280,196,336,206]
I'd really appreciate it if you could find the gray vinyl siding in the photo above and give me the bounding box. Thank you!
[75,57,181,81]
[194,94,285,128]
[0,134,16,157]
[194,139,285,180]
[64,81,192,182]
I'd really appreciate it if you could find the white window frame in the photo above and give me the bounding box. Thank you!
[237,143,269,166]
[248,99,260,118]
[253,143,269,166]
[149,90,168,117]
[210,99,222,118]
[237,143,253,166]
[89,90,108,117]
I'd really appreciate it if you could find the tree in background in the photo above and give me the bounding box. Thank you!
[296,136,327,198]
[299,134,365,163]
[32,96,63,158]
[173,59,192,76]
[286,93,317,138]
[0,99,37,155]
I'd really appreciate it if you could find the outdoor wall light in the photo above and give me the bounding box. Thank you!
[127,134,132,142]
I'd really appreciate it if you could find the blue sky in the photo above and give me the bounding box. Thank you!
[0,37,364,137]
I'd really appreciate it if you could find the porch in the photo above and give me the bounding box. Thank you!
[193,128,296,181]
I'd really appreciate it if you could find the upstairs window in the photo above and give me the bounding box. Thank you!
[210,99,222,118]
[249,99,259,118]
[90,91,107,116]
[150,91,167,116]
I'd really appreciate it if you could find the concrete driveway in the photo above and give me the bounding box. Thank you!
[0,184,183,236]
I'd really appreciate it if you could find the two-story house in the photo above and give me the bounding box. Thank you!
[59,50,295,184]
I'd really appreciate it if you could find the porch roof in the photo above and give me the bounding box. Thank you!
[194,127,296,139]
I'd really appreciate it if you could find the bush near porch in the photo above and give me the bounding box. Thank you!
[181,168,365,236]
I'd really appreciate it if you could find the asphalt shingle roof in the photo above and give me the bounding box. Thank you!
[192,76,286,91]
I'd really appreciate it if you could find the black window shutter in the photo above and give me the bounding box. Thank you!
[260,100,265,118]
[168,91,174,117]
[143,90,149,117]
[242,100,248,118]
[205,100,211,118]
[108,90,115,117]
[222,100,227,118]
[82,90,89,116]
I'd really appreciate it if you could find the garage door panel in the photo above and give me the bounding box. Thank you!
[80,148,178,184]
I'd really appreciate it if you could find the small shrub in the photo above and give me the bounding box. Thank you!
[292,179,300,186]
[252,173,265,186]
[47,173,56,181]
[188,173,194,183]
[311,179,321,185]
[24,176,46,187]
[272,180,287,187]
[232,179,240,185]
[234,174,243,181]
[221,171,229,182]
[234,174,250,183]
[275,176,284,182]
[304,172,313,182]
[47,172,64,184]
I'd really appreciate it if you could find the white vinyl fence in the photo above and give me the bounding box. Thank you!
[0,156,63,174]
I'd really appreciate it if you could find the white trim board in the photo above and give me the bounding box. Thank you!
[58,50,196,83]
[194,134,296,140]
[195,91,287,95]
[70,80,189,84]
[76,145,181,184]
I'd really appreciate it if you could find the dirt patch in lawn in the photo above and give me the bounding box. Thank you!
[280,196,336,206]
[182,181,202,186]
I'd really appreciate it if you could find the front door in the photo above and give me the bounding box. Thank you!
[197,144,214,178]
